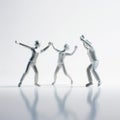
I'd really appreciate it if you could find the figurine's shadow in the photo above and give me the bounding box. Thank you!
[53,86,78,120]
[20,88,39,120]
[87,87,101,120]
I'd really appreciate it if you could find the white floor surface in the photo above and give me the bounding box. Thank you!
[0,85,120,120]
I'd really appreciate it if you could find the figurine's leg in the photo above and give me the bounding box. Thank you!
[86,64,93,87]
[92,62,101,86]
[33,65,40,87]
[52,65,61,85]
[62,64,73,85]
[18,62,31,87]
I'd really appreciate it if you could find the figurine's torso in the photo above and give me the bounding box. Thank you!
[29,48,40,64]
[58,52,66,64]
[87,48,97,62]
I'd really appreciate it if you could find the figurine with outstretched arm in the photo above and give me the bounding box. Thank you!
[80,35,101,87]
[15,40,51,87]
[51,42,77,85]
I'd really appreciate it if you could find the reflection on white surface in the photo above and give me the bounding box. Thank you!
[0,85,120,120]
[86,87,101,120]
[53,87,78,120]
[20,88,39,120]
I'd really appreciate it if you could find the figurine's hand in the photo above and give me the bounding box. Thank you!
[48,42,52,46]
[50,42,53,46]
[80,35,85,41]
[15,40,19,44]
[75,46,78,49]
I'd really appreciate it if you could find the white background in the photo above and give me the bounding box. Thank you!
[0,0,120,87]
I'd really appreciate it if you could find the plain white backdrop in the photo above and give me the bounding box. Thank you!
[0,0,120,87]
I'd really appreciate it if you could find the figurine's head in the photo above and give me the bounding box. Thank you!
[35,40,40,48]
[64,44,69,51]
[80,35,85,41]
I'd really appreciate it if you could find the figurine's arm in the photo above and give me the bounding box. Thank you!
[51,43,62,52]
[15,40,32,49]
[66,46,77,56]
[80,37,93,49]
[40,42,51,53]
[82,42,89,49]
[81,37,92,46]
[83,40,94,50]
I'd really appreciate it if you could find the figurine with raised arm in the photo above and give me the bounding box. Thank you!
[15,40,51,87]
[51,43,77,85]
[80,35,101,87]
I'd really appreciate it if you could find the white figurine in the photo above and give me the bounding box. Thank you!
[80,35,101,87]
[15,40,51,87]
[51,43,77,85]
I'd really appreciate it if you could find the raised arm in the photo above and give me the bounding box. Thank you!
[51,43,62,52]
[40,42,51,53]
[80,35,93,49]
[15,40,32,49]
[82,42,89,49]
[66,46,77,56]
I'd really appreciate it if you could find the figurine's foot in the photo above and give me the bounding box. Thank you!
[52,82,55,85]
[86,82,93,87]
[35,83,40,87]
[98,82,101,87]
[18,82,22,87]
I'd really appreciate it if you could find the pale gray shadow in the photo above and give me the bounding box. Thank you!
[20,88,38,120]
[54,86,78,120]
[87,87,101,120]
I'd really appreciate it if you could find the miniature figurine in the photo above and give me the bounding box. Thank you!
[80,35,101,87]
[51,43,77,85]
[15,40,51,87]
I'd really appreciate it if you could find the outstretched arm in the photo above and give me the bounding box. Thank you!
[51,43,62,52]
[66,46,77,56]
[80,35,93,49]
[15,40,32,49]
[83,42,89,49]
[40,42,51,53]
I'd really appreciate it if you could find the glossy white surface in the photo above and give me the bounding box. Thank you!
[0,85,119,120]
